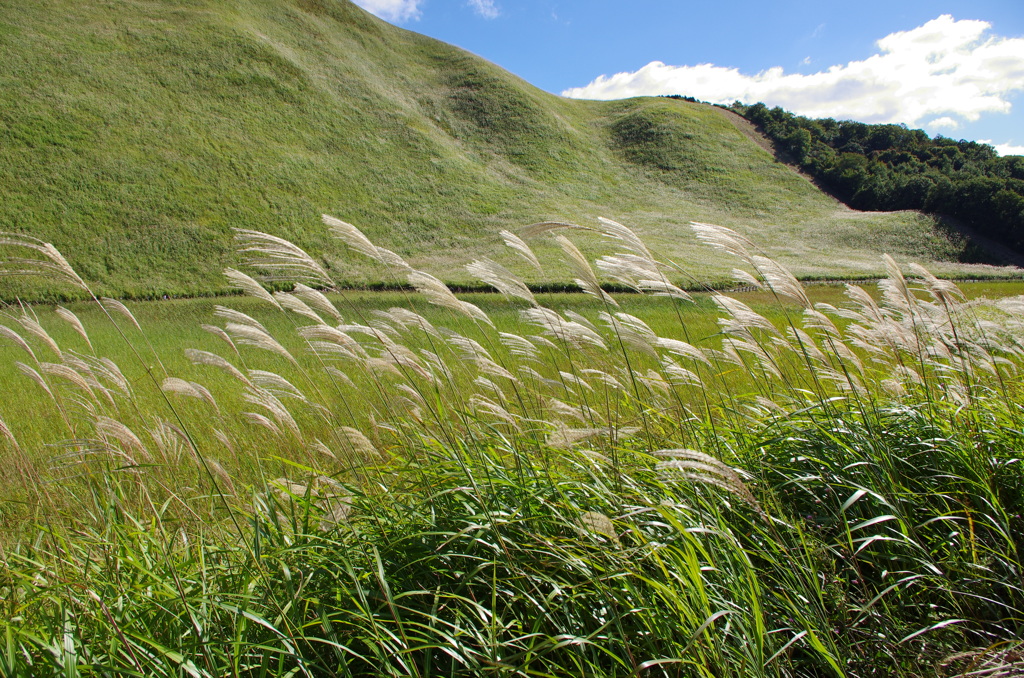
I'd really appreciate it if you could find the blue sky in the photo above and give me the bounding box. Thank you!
[352,0,1024,155]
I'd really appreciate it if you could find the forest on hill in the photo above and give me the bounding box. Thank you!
[725,101,1024,251]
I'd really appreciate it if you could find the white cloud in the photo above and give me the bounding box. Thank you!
[562,15,1024,129]
[927,116,960,130]
[981,140,1024,157]
[467,0,500,19]
[351,0,421,23]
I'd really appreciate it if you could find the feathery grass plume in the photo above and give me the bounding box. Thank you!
[555,235,618,306]
[16,362,56,402]
[224,322,298,365]
[0,233,89,291]
[54,307,93,352]
[223,268,282,311]
[466,258,535,305]
[546,397,587,422]
[149,419,190,464]
[0,414,19,452]
[939,642,1024,677]
[199,324,241,358]
[95,416,150,463]
[322,214,410,270]
[498,332,540,361]
[161,377,220,412]
[713,294,782,338]
[656,337,713,367]
[599,311,658,357]
[292,283,343,323]
[0,324,38,363]
[17,314,62,360]
[445,331,516,381]
[376,307,440,339]
[40,362,97,402]
[655,449,762,515]
[723,337,782,380]
[579,510,621,549]
[234,228,333,286]
[185,349,252,387]
[299,325,367,361]
[99,297,142,332]
[273,291,323,323]
[548,425,639,448]
[596,216,654,261]
[520,365,562,391]
[467,394,519,428]
[406,269,493,326]
[751,255,810,308]
[730,267,763,290]
[62,353,115,405]
[243,387,302,442]
[249,370,307,401]
[597,253,693,301]
[690,222,756,264]
[499,229,542,272]
[661,359,702,387]
[580,368,624,391]
[521,307,607,350]
[559,370,594,393]
[204,456,235,495]
[214,305,268,332]
[334,426,379,460]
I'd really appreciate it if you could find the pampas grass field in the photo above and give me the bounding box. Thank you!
[1,217,1024,677]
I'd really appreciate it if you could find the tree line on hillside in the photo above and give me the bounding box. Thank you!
[680,98,1024,253]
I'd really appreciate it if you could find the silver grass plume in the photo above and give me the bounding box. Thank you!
[214,306,268,332]
[690,222,756,264]
[274,291,323,323]
[556,235,617,306]
[162,377,220,412]
[655,449,763,516]
[55,307,93,352]
[185,349,252,387]
[293,283,343,322]
[466,258,535,305]
[224,322,297,365]
[235,228,333,286]
[95,416,150,463]
[322,215,410,270]
[224,268,282,310]
[0,233,89,291]
[0,325,38,363]
[18,315,62,359]
[500,229,542,272]
[100,298,142,332]
[406,270,493,326]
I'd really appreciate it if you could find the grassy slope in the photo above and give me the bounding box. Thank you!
[0,0,1013,301]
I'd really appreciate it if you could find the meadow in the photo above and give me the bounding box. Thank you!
[1,217,1024,676]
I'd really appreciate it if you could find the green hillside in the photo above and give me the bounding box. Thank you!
[0,0,1013,300]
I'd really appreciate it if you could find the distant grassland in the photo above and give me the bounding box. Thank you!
[1,0,1017,302]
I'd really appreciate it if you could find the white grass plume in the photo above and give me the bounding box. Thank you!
[293,283,343,323]
[55,307,93,352]
[0,233,89,291]
[323,215,410,270]
[235,228,333,286]
[224,268,281,310]
[466,258,535,305]
[556,235,617,306]
[500,229,542,272]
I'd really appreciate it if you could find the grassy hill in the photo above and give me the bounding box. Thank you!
[0,0,1014,300]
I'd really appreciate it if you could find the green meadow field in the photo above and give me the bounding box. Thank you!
[2,218,1024,676]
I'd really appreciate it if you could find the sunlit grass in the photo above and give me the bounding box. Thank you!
[1,219,1024,676]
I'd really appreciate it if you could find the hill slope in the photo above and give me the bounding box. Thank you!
[0,0,1012,300]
